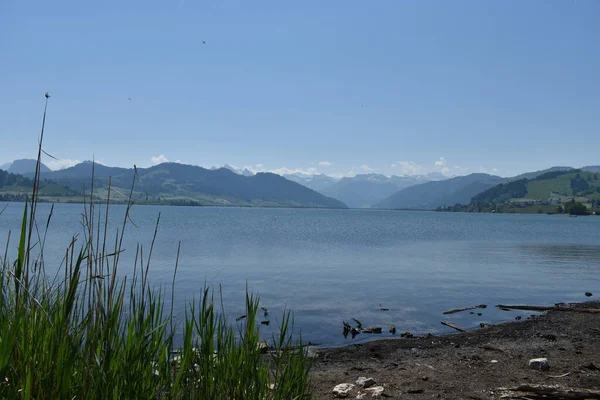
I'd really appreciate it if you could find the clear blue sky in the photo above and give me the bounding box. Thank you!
[1,0,598,178]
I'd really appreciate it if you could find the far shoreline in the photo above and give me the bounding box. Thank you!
[3,199,600,217]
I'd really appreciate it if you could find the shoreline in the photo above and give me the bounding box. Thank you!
[309,301,600,399]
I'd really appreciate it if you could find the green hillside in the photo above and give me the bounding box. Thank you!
[445,170,600,214]
[0,168,79,201]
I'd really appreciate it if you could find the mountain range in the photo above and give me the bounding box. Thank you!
[284,172,447,208]
[318,174,431,209]
[2,158,600,211]
[11,161,346,208]
[372,166,600,210]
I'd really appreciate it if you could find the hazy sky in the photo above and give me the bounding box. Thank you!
[1,0,598,178]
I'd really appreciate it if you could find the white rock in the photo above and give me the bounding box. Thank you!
[490,359,498,363]
[529,358,550,371]
[356,392,367,399]
[364,386,385,397]
[333,383,355,398]
[356,377,376,388]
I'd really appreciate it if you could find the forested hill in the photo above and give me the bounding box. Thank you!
[32,162,347,208]
[0,168,78,199]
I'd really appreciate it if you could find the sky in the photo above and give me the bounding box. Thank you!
[1,0,598,178]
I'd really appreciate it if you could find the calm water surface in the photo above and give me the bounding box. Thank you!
[1,203,599,346]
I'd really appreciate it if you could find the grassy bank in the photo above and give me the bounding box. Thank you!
[0,96,312,399]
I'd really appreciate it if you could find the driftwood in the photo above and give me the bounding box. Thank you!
[507,384,600,399]
[443,304,487,315]
[361,327,382,334]
[441,321,466,332]
[546,372,571,379]
[496,305,553,312]
[496,305,600,313]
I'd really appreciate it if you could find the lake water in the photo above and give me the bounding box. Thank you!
[1,202,599,347]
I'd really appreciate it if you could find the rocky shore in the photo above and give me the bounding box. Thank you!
[309,302,600,399]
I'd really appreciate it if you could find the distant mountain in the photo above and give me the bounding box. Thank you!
[28,161,133,192]
[373,173,503,210]
[0,163,11,170]
[4,159,52,175]
[39,160,130,179]
[221,164,254,177]
[320,173,432,208]
[283,173,339,192]
[426,172,447,181]
[37,162,346,208]
[210,164,254,177]
[390,175,433,187]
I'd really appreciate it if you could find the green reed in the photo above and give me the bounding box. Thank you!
[0,95,311,399]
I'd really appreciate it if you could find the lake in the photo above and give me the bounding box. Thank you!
[1,202,599,347]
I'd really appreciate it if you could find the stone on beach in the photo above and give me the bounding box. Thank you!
[364,386,385,397]
[356,376,376,388]
[333,383,355,398]
[529,358,550,371]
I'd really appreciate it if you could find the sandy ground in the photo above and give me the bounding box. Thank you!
[309,302,600,399]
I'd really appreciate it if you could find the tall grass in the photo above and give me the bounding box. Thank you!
[0,95,312,399]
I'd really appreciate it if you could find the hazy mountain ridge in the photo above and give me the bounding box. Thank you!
[3,159,52,175]
[211,164,254,177]
[283,173,339,192]
[319,173,433,208]
[373,173,504,210]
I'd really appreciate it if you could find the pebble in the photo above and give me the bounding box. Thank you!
[529,358,550,371]
[364,386,385,397]
[333,383,355,398]
[490,360,498,363]
[356,377,376,388]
